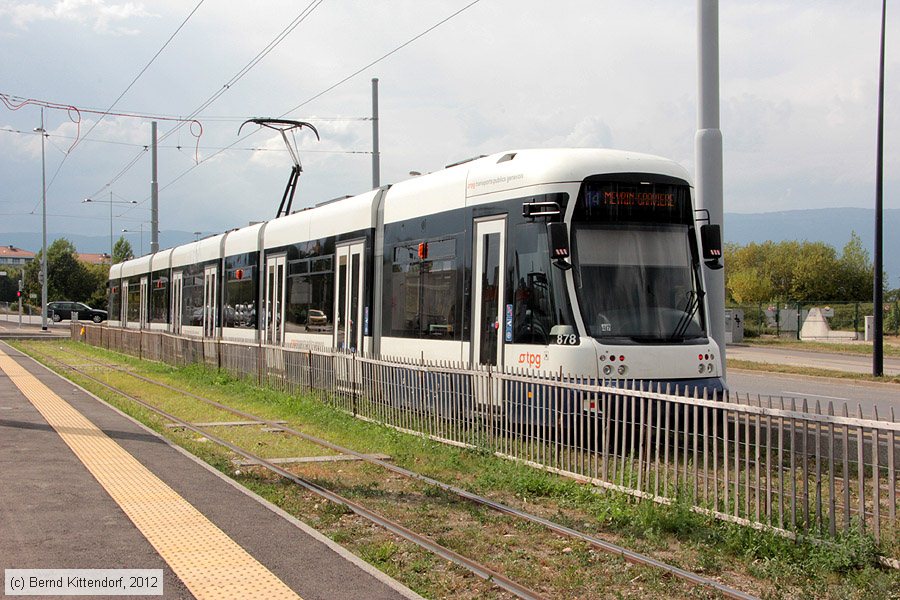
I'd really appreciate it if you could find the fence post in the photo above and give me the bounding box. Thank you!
[352,352,358,418]
[257,340,263,387]
[854,302,860,336]
[796,302,801,340]
[775,301,781,337]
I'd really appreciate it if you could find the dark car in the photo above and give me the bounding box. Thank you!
[47,301,108,323]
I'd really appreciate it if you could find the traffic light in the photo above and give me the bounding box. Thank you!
[16,290,22,299]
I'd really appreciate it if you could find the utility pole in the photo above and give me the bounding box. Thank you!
[150,121,159,254]
[696,0,726,383]
[873,0,886,376]
[37,108,49,332]
[372,78,381,189]
[109,191,114,261]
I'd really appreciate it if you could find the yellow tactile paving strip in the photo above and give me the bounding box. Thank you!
[0,349,301,600]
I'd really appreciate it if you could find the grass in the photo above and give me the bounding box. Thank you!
[741,336,900,358]
[728,358,900,384]
[14,339,900,599]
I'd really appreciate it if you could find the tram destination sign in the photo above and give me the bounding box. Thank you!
[579,182,691,224]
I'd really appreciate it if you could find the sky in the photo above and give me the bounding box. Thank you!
[0,0,897,246]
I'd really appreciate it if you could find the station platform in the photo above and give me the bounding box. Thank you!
[0,342,421,600]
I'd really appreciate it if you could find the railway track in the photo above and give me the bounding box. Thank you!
[25,343,757,600]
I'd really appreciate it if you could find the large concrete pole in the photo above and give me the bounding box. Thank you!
[372,78,381,189]
[150,121,159,254]
[696,0,726,382]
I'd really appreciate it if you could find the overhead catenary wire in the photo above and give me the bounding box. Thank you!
[283,0,483,115]
[10,0,207,210]
[71,0,208,152]
[128,0,486,212]
[85,0,327,202]
[0,125,370,153]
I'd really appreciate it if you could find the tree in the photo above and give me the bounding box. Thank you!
[789,242,839,301]
[727,267,774,304]
[836,232,873,300]
[0,266,23,303]
[725,235,875,304]
[24,238,106,304]
[113,236,134,264]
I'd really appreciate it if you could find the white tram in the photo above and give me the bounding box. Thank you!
[108,148,724,392]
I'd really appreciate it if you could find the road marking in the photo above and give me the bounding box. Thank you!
[782,391,850,402]
[0,348,301,600]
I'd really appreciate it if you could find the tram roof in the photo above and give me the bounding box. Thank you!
[384,148,691,223]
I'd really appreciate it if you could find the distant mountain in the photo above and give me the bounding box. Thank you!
[2,208,896,284]
[725,208,899,285]
[0,231,202,257]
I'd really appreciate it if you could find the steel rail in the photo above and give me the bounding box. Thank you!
[29,348,546,600]
[66,349,756,600]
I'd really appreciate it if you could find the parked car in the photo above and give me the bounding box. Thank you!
[47,301,107,323]
[306,309,328,330]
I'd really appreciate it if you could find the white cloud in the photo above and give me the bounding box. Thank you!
[0,0,150,35]
[0,1,898,241]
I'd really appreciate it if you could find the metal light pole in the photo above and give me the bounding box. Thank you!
[873,0,886,377]
[35,109,48,331]
[82,193,137,263]
[122,226,145,256]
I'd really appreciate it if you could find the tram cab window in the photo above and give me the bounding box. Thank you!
[390,237,458,339]
[511,224,574,345]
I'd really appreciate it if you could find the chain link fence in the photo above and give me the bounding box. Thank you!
[728,301,900,339]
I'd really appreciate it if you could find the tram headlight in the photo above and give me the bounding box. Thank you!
[698,364,705,374]
[617,365,627,376]
[602,364,613,376]
[707,363,714,373]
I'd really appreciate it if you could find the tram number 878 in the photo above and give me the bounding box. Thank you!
[555,333,578,346]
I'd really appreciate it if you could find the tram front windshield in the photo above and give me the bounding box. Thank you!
[571,178,706,343]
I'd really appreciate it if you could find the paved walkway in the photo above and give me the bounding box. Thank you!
[0,342,420,600]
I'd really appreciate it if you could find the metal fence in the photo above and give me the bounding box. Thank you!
[76,325,900,549]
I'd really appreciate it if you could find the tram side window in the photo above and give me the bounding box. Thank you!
[181,269,205,326]
[108,281,121,320]
[285,255,333,333]
[511,224,573,345]
[224,260,256,328]
[150,271,169,324]
[126,277,141,323]
[389,238,458,339]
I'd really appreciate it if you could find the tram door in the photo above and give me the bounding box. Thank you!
[121,280,130,327]
[139,276,149,329]
[265,255,286,345]
[472,218,507,405]
[172,271,183,334]
[202,265,217,337]
[334,242,364,352]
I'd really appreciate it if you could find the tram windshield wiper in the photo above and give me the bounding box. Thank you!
[670,291,701,341]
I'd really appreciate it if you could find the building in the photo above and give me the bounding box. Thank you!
[77,252,111,266]
[0,245,35,266]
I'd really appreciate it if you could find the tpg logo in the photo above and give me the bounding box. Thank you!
[517,352,543,369]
